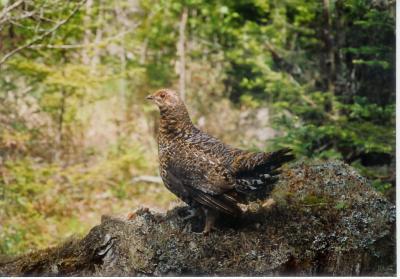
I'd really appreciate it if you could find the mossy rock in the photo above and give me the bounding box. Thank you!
[0,161,395,276]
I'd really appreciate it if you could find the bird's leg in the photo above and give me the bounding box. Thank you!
[203,208,219,234]
[182,207,200,221]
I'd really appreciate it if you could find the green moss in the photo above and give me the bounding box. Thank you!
[301,194,327,206]
[334,201,348,210]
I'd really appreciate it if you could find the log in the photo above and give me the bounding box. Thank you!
[0,161,395,276]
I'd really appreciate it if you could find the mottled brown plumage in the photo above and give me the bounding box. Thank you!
[147,89,294,233]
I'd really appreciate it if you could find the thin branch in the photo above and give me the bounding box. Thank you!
[33,15,57,24]
[0,0,25,22]
[302,203,328,207]
[131,175,163,184]
[0,11,35,27]
[0,0,87,67]
[265,41,302,79]
[29,27,137,50]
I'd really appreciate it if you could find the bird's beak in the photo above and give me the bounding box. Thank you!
[146,95,154,101]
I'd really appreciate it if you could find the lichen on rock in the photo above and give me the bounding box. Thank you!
[0,161,395,276]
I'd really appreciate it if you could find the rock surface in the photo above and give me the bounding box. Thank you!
[0,161,395,276]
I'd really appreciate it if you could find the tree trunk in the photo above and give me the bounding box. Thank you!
[321,0,335,93]
[177,7,188,101]
[82,0,93,66]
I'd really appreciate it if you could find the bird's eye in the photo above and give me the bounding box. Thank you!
[160,92,166,98]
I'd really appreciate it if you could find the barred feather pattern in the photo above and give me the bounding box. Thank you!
[150,89,295,217]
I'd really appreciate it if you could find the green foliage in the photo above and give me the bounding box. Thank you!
[221,0,396,191]
[334,201,348,210]
[0,142,173,255]
[302,194,327,206]
[0,0,394,256]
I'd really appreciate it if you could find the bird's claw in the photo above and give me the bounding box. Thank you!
[181,208,199,221]
[182,214,196,221]
[182,222,192,233]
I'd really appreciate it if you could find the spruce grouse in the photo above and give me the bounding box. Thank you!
[146,89,294,233]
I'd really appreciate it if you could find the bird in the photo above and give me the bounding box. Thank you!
[146,88,295,233]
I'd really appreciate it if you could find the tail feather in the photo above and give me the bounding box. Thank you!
[234,148,294,195]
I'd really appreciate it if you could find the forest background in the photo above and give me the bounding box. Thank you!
[0,0,395,255]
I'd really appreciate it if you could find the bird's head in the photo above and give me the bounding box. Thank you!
[146,89,183,111]
[146,89,192,127]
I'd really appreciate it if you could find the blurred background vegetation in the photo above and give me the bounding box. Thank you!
[0,0,395,255]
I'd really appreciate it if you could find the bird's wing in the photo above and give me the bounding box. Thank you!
[165,158,241,216]
[165,158,233,195]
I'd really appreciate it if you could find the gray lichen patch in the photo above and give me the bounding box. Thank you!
[0,161,395,276]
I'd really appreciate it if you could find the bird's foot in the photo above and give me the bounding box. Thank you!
[202,208,218,235]
[182,221,207,234]
[199,225,220,235]
[182,222,193,233]
[181,207,200,221]
[183,221,219,235]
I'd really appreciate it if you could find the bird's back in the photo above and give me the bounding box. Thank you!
[159,125,238,190]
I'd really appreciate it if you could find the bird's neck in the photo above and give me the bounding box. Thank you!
[159,105,194,138]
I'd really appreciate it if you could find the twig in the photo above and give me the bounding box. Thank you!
[0,0,87,66]
[0,11,35,27]
[131,175,163,184]
[302,203,328,207]
[0,0,25,22]
[29,27,138,50]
